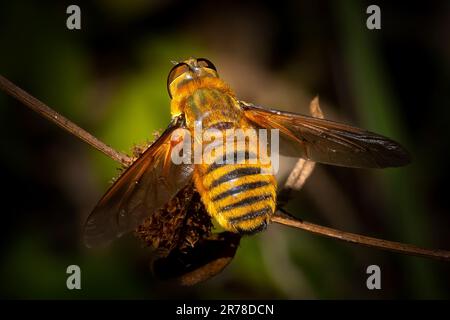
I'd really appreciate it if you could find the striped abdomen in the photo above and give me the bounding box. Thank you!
[193,126,277,234]
[185,88,277,234]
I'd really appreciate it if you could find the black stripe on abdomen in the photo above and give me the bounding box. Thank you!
[229,206,272,224]
[235,221,268,235]
[231,206,272,234]
[206,150,258,174]
[211,181,270,201]
[220,194,273,212]
[209,167,261,189]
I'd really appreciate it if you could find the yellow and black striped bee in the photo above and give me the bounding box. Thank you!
[83,57,410,248]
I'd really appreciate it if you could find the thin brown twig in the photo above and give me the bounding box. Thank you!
[0,75,133,166]
[272,210,450,261]
[1,75,449,262]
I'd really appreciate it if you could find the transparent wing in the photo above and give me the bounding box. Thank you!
[84,116,194,248]
[241,101,411,168]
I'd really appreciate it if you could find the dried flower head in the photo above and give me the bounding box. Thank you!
[135,184,213,255]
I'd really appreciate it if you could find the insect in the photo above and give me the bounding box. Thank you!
[83,57,410,248]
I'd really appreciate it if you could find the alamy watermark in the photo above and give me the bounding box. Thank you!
[366,265,381,290]
[66,264,81,290]
[366,5,381,30]
[66,5,81,30]
[169,122,280,175]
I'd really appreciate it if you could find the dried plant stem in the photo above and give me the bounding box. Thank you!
[1,75,449,262]
[273,210,450,261]
[0,75,132,166]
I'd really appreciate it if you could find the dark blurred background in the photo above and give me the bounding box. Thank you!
[0,0,449,299]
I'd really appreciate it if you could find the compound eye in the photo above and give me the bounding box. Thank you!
[197,58,217,71]
[167,63,189,98]
[168,63,189,85]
